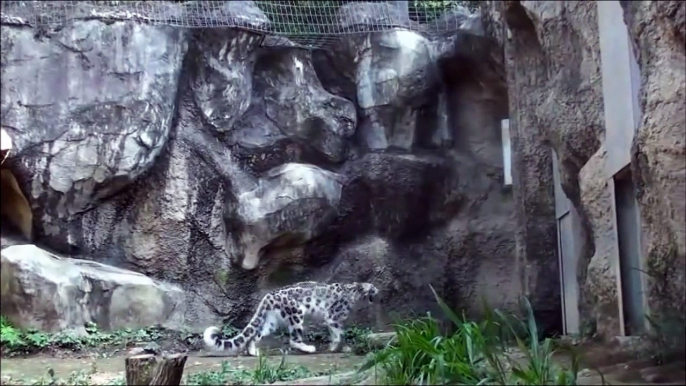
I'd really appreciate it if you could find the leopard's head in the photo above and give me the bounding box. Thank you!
[358,282,379,303]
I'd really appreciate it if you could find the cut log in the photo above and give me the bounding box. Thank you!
[125,354,157,386]
[125,353,188,386]
[149,353,188,386]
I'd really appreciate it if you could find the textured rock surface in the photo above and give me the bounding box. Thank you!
[1,2,522,330]
[484,0,685,338]
[0,18,188,251]
[621,0,685,325]
[482,0,592,334]
[0,244,186,334]
[227,163,345,270]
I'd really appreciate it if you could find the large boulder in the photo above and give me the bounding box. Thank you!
[1,244,186,334]
[231,49,357,171]
[326,29,441,151]
[226,163,345,270]
[0,16,188,251]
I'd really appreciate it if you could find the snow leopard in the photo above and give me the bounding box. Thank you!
[203,281,379,356]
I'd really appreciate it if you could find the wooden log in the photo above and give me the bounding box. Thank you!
[125,354,157,386]
[148,353,188,386]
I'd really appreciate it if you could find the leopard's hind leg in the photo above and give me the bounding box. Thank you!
[325,319,344,352]
[247,298,279,357]
[326,299,352,352]
[287,307,316,353]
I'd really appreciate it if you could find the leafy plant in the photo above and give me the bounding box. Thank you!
[494,298,581,385]
[23,330,51,349]
[221,324,241,338]
[411,0,480,22]
[344,325,374,355]
[0,317,25,351]
[359,285,597,385]
[186,361,250,386]
[186,353,315,386]
[0,320,174,356]
[252,352,312,384]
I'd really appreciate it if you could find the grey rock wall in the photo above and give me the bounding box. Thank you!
[1,1,522,330]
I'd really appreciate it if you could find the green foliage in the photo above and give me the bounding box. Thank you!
[359,286,598,385]
[0,319,168,356]
[412,0,480,22]
[344,325,374,355]
[214,269,229,286]
[645,309,686,365]
[252,353,313,384]
[186,352,316,386]
[1,317,25,351]
[2,364,99,386]
[253,0,340,35]
[221,324,241,338]
[253,0,477,36]
[186,361,250,386]
[23,330,52,349]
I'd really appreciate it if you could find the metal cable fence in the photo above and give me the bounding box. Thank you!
[0,1,481,49]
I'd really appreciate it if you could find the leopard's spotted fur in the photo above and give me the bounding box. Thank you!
[203,282,379,356]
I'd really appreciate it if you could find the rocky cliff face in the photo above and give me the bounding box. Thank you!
[484,0,685,339]
[1,2,518,330]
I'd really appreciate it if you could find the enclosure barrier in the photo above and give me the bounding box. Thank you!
[0,0,480,49]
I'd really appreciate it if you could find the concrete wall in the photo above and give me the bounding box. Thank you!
[485,0,684,341]
[554,0,645,337]
[597,0,642,177]
[597,0,646,336]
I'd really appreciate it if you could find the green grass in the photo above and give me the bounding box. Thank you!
[359,285,596,385]
[186,352,325,386]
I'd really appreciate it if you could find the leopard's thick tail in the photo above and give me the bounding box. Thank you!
[203,298,267,352]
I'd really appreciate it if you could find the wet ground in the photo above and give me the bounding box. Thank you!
[1,341,684,385]
[0,352,365,384]
[554,341,686,386]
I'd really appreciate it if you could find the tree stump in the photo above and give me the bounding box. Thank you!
[149,354,188,386]
[125,354,157,386]
[125,353,188,386]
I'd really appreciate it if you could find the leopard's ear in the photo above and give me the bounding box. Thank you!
[355,282,364,292]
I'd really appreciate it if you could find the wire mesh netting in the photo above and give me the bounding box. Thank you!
[0,1,481,49]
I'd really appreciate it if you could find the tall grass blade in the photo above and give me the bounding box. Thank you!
[429,284,463,328]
